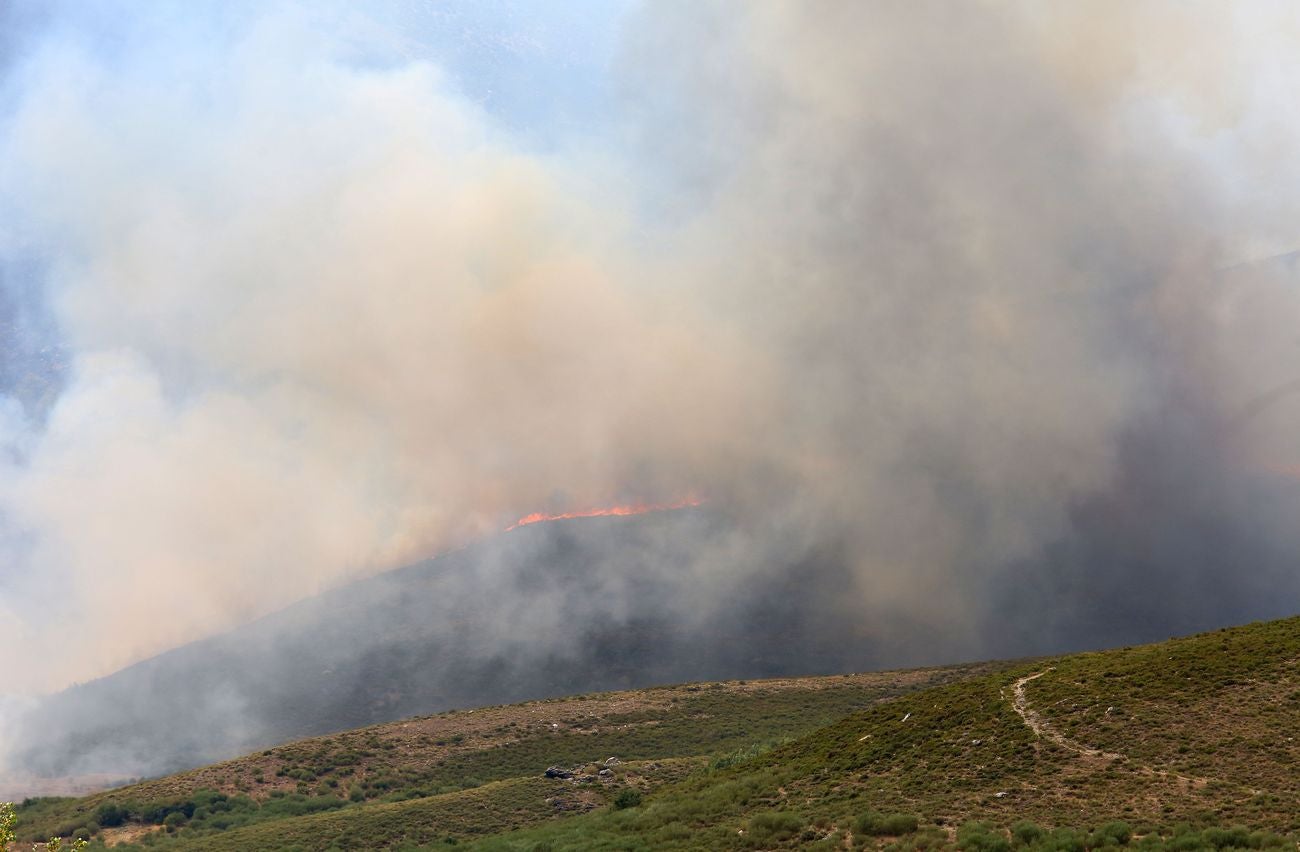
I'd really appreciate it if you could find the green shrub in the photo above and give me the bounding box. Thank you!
[855,811,920,836]
[95,802,127,828]
[1201,827,1258,849]
[612,789,642,810]
[1092,821,1133,847]
[1167,833,1208,852]
[1,802,15,852]
[1041,828,1087,852]
[711,736,794,769]
[748,811,804,841]
[1011,821,1045,846]
[957,821,1011,852]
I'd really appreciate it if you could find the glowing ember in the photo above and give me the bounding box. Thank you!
[506,496,703,531]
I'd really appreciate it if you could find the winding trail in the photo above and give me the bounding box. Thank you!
[1005,668,1254,794]
[1008,670,1122,760]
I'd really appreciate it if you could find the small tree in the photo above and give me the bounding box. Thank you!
[0,802,15,852]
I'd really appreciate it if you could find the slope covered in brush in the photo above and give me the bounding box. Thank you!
[10,663,999,848]
[17,616,1300,851]
[462,616,1300,850]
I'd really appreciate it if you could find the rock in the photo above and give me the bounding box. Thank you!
[994,791,1008,798]
[971,739,982,745]
[544,766,574,780]
[598,768,613,778]
[604,756,621,767]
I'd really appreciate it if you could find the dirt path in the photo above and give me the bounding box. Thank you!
[1008,670,1123,760]
[1006,669,1249,793]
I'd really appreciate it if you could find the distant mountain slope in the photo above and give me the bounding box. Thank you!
[9,508,890,781]
[18,499,1299,792]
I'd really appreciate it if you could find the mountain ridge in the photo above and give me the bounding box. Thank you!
[7,508,892,783]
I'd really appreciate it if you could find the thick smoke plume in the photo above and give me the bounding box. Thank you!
[1,0,1299,777]
[620,1,1300,642]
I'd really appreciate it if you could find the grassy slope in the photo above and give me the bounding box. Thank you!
[14,663,998,848]
[118,759,704,852]
[26,616,1300,851]
[459,616,1300,851]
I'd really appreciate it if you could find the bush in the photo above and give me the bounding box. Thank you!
[612,789,642,810]
[1092,822,1133,847]
[855,811,920,836]
[1040,828,1086,852]
[1,802,15,852]
[1011,821,1045,846]
[957,822,1011,852]
[748,811,804,841]
[95,802,127,828]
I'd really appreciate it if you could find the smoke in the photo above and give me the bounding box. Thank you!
[0,0,1299,763]
[624,0,1300,638]
[0,1,762,693]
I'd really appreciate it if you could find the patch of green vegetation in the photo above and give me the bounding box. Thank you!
[440,617,1300,851]
[1027,617,1300,813]
[856,812,920,836]
[122,777,570,852]
[612,790,642,810]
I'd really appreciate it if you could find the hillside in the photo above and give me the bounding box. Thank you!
[10,508,909,783]
[466,615,1300,850]
[11,616,1300,851]
[15,503,1298,794]
[7,662,1001,848]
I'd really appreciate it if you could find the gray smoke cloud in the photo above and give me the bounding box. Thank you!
[1,0,1299,779]
[624,0,1300,640]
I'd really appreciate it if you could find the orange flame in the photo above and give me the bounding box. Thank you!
[506,496,703,531]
